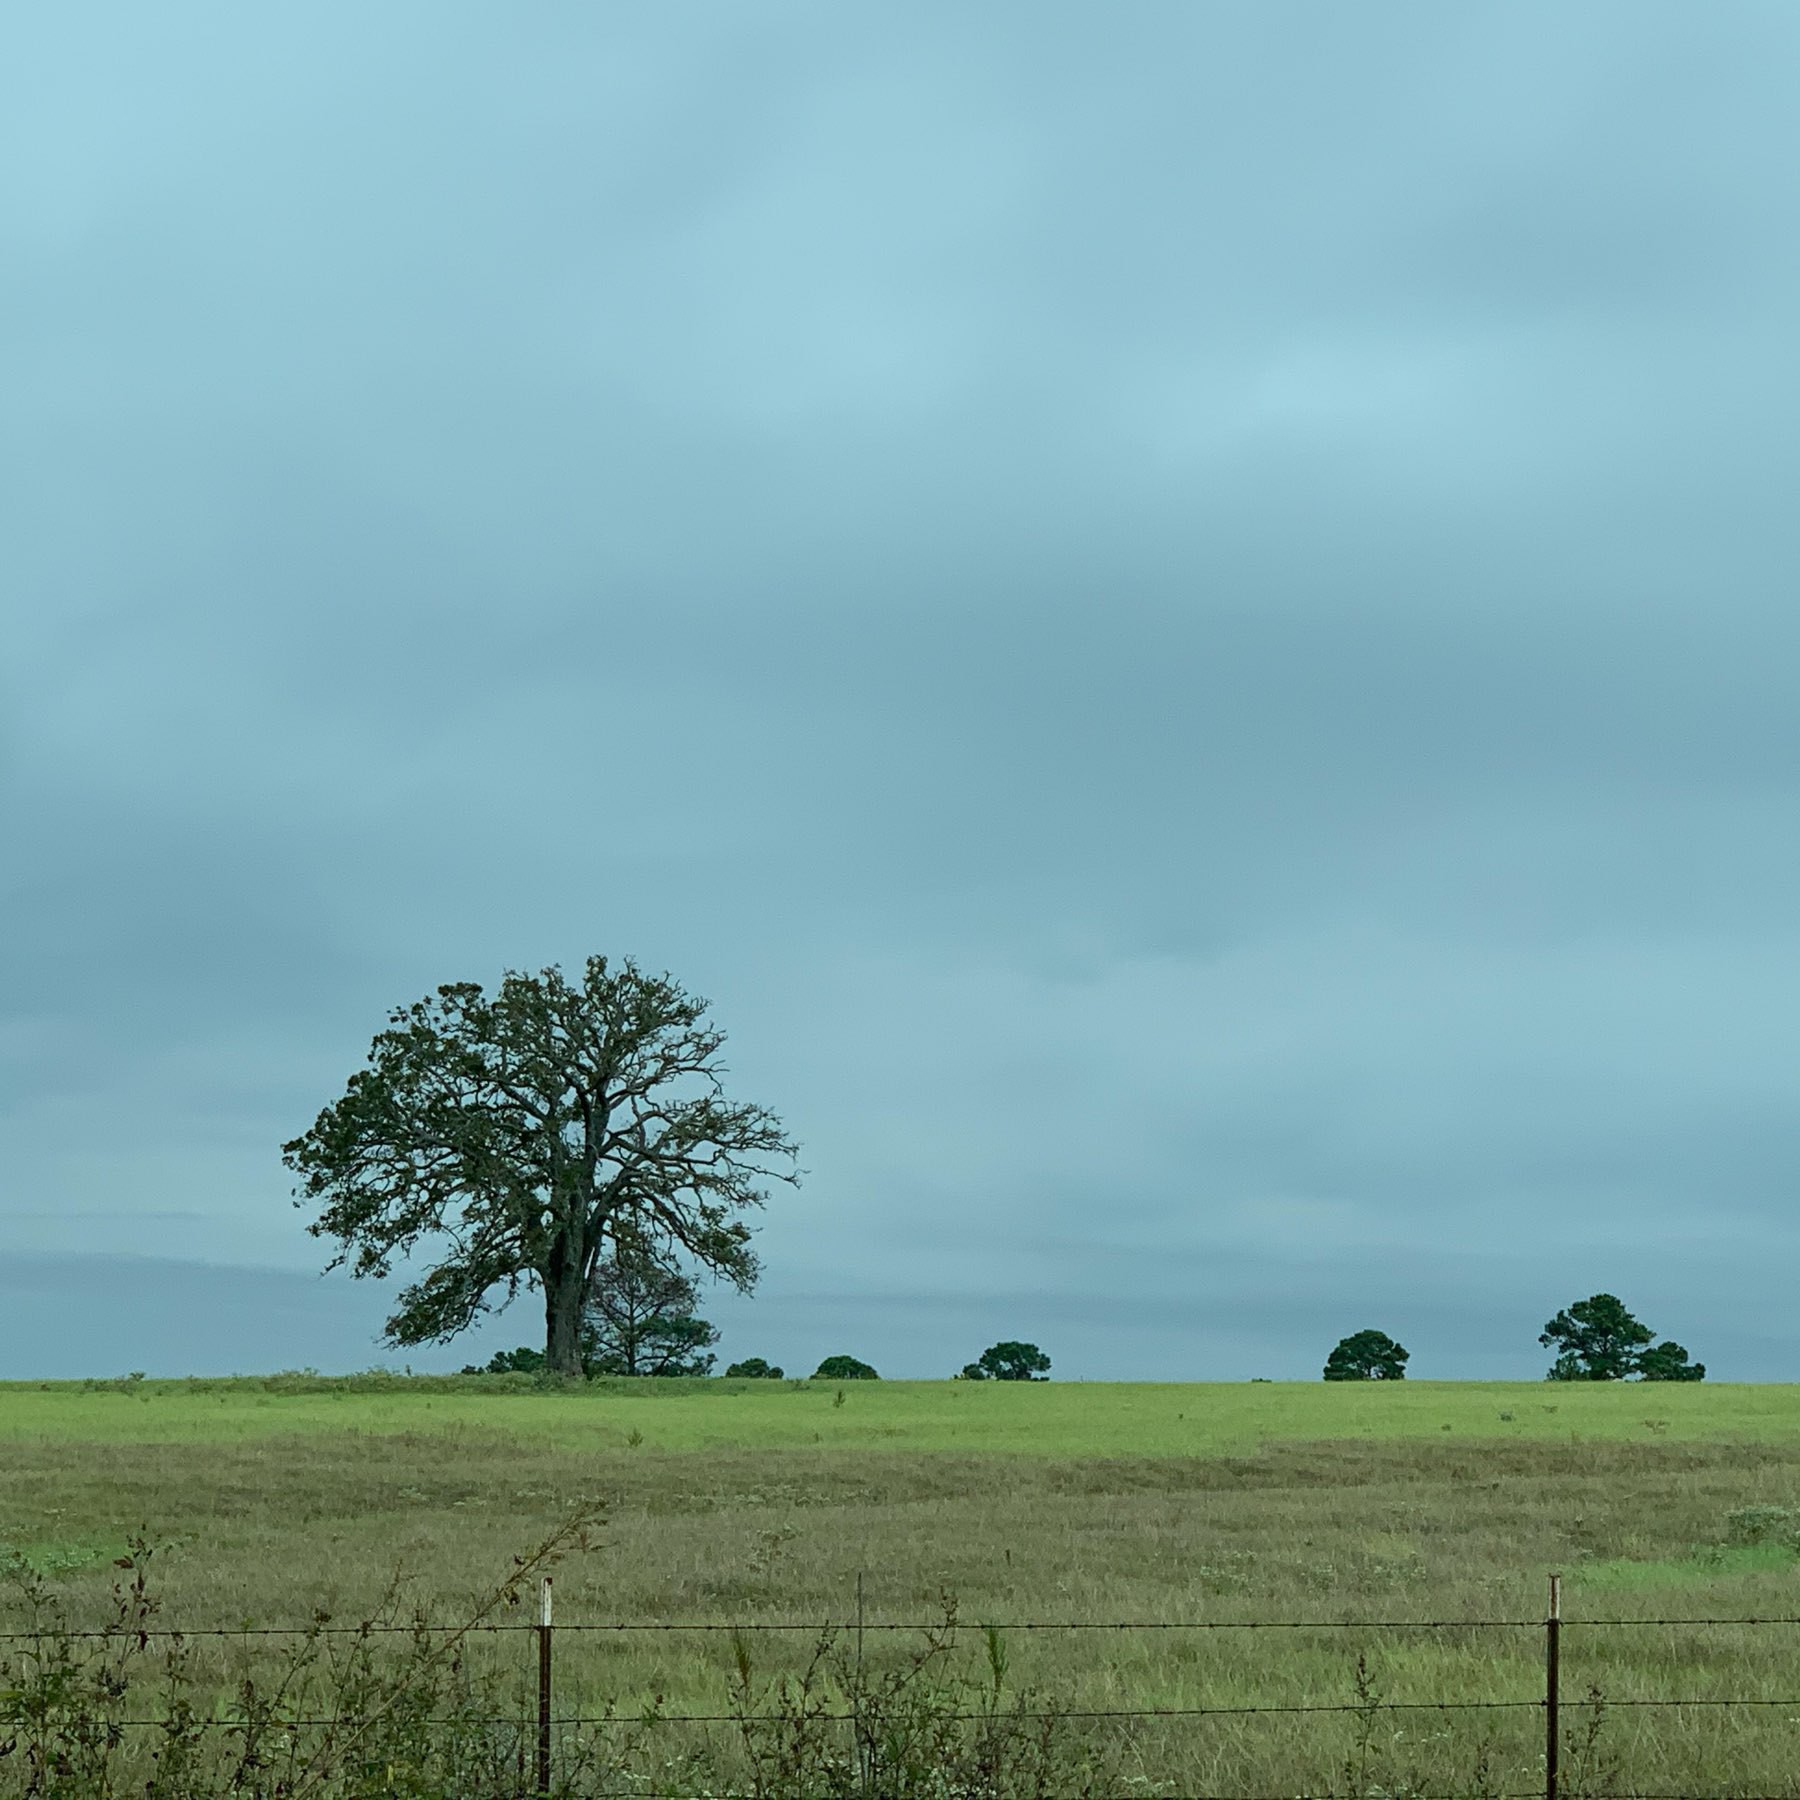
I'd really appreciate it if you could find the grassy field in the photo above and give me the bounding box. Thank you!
[4,1370,1797,1453]
[5,1375,1800,1796]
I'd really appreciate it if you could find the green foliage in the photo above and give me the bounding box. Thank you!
[283,956,798,1375]
[460,1346,545,1375]
[972,1341,1051,1381]
[1541,1294,1653,1380]
[1724,1504,1800,1547]
[955,1363,988,1380]
[1637,1339,1706,1382]
[1322,1330,1409,1381]
[812,1355,878,1380]
[725,1358,784,1379]
[1541,1294,1704,1382]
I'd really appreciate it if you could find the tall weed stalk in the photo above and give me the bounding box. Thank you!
[0,1510,610,1799]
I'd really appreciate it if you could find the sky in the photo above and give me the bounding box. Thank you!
[5,3,1800,1382]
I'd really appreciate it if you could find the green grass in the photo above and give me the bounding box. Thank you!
[1580,1541,1800,1587]
[4,1372,1795,1454]
[7,1375,1800,1795]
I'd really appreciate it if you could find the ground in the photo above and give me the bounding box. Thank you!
[4,1374,1798,1795]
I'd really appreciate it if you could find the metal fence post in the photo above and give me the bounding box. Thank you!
[854,1569,869,1800]
[1545,1572,1561,1800]
[537,1576,553,1798]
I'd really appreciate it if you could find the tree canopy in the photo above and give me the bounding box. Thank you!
[1323,1329,1409,1381]
[959,1341,1051,1381]
[1635,1339,1706,1382]
[1539,1294,1704,1381]
[284,957,799,1376]
[725,1357,783,1379]
[813,1355,879,1380]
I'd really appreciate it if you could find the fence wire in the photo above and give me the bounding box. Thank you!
[7,1609,1800,1642]
[8,1604,1799,1799]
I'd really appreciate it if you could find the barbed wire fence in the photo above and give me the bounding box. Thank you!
[5,1573,1800,1800]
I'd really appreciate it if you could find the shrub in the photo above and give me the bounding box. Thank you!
[725,1357,784,1379]
[461,1346,545,1374]
[1725,1505,1800,1546]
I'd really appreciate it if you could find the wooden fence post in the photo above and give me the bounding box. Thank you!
[1545,1571,1561,1800]
[537,1575,553,1798]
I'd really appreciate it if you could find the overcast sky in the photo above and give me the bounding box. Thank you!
[5,3,1800,1382]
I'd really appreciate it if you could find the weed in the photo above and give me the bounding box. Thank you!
[1724,1503,1800,1546]
[712,1598,1101,1799]
[1561,1684,1618,1800]
[0,1511,609,1798]
[1334,1651,1506,1800]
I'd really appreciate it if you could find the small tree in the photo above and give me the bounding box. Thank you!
[955,1363,988,1380]
[725,1357,784,1379]
[813,1355,878,1380]
[1323,1329,1409,1381]
[1636,1339,1706,1382]
[581,1252,718,1376]
[972,1341,1051,1381]
[1539,1294,1654,1381]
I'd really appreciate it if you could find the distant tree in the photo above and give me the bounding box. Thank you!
[813,1355,879,1380]
[461,1346,545,1375]
[581,1252,718,1376]
[1540,1294,1655,1381]
[1323,1329,1409,1381]
[973,1341,1051,1381]
[955,1363,988,1380]
[1635,1339,1706,1382]
[284,957,798,1377]
[725,1357,784,1379]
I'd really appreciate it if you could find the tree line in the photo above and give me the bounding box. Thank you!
[283,955,1715,1386]
[458,1249,1052,1388]
[1323,1295,1706,1381]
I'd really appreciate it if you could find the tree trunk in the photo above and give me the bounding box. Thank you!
[544,1265,586,1377]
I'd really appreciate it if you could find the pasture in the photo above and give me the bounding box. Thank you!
[5,1375,1800,1795]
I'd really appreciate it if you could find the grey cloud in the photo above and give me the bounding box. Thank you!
[4,3,1800,1384]
[0,1254,393,1379]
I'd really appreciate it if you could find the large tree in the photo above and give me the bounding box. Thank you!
[961,1341,1051,1381]
[1539,1293,1656,1381]
[581,1252,719,1376]
[1323,1329,1409,1381]
[283,957,799,1376]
